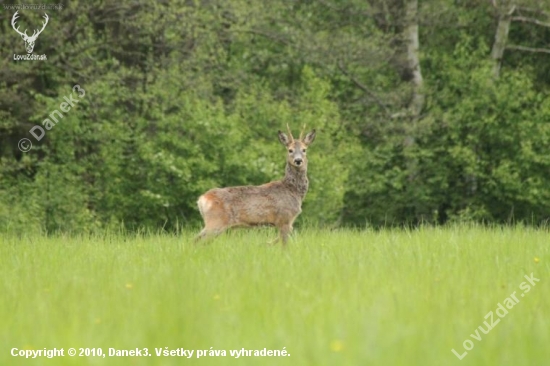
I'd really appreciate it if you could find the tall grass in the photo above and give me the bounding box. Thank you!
[1,226,548,365]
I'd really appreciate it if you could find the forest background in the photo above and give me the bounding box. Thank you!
[1,0,549,233]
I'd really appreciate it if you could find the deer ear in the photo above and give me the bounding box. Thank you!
[303,129,316,146]
[278,130,291,146]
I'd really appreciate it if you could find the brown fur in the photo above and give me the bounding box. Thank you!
[195,127,316,244]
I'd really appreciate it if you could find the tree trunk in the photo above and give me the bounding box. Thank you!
[403,0,424,118]
[491,6,515,79]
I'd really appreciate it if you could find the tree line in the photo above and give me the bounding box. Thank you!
[0,0,549,232]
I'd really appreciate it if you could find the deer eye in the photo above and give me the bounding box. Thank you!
[288,149,294,153]
[302,149,307,153]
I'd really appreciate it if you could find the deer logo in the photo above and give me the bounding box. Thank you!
[196,125,317,245]
[11,11,49,54]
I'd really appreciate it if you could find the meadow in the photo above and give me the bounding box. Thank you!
[0,226,548,366]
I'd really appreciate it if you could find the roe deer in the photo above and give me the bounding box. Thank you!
[196,125,316,244]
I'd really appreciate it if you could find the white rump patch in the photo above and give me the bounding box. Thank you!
[197,196,213,214]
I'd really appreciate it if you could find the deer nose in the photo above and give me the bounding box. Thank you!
[294,158,303,165]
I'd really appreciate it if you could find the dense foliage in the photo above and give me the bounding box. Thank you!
[1,0,549,232]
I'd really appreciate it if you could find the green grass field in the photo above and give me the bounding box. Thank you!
[1,226,548,366]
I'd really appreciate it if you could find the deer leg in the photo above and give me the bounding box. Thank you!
[279,224,292,245]
[194,202,231,243]
[268,223,292,245]
[266,235,280,245]
[194,228,208,243]
[194,227,225,243]
[194,216,228,243]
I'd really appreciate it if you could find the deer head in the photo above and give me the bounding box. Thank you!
[11,11,49,54]
[278,124,316,171]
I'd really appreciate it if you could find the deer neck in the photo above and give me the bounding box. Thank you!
[282,163,309,200]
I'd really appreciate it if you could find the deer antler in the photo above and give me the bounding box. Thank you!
[286,123,294,141]
[299,124,307,140]
[11,11,49,41]
[11,11,29,38]
[30,13,49,40]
